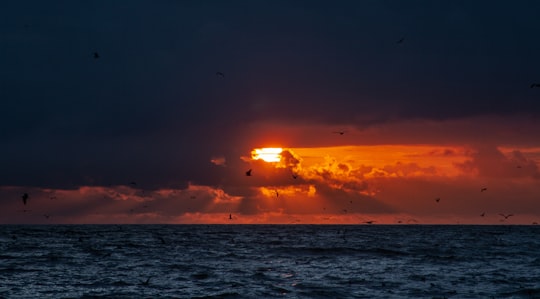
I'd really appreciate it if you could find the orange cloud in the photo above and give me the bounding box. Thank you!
[3,138,540,224]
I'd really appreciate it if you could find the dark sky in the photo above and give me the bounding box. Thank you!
[2,0,540,192]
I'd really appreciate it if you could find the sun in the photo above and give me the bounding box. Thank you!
[252,148,283,162]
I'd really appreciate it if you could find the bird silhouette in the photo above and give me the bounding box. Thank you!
[480,187,487,192]
[93,52,99,59]
[530,83,540,88]
[245,169,252,176]
[22,193,29,205]
[216,72,225,78]
[499,213,513,219]
[139,277,151,286]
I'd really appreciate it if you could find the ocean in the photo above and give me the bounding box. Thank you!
[1,225,539,298]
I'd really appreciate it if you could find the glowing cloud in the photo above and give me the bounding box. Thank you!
[251,148,283,162]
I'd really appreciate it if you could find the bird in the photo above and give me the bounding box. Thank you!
[480,187,487,192]
[435,198,441,203]
[530,83,540,88]
[216,72,225,78]
[22,193,29,205]
[93,52,99,59]
[139,277,151,286]
[499,213,513,219]
[332,131,346,135]
[245,169,252,176]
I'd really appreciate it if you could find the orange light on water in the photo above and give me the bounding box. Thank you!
[252,148,283,162]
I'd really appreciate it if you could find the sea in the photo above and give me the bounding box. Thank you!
[1,225,539,299]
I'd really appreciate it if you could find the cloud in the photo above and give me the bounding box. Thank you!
[210,156,226,166]
[455,146,540,179]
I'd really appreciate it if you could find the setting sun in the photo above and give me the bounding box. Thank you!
[252,148,283,162]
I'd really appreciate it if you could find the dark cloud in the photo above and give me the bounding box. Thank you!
[1,1,540,189]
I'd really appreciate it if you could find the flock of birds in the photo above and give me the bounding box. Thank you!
[241,150,531,224]
[16,124,536,224]
[12,39,540,224]
[18,170,529,224]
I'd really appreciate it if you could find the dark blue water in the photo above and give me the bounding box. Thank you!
[1,225,539,298]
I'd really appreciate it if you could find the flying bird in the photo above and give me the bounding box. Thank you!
[530,83,540,88]
[22,193,29,205]
[216,72,225,78]
[499,213,513,219]
[480,187,487,192]
[245,169,252,176]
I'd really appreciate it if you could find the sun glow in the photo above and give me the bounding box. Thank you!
[252,148,283,162]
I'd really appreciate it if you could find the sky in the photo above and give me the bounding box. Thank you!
[1,0,540,224]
